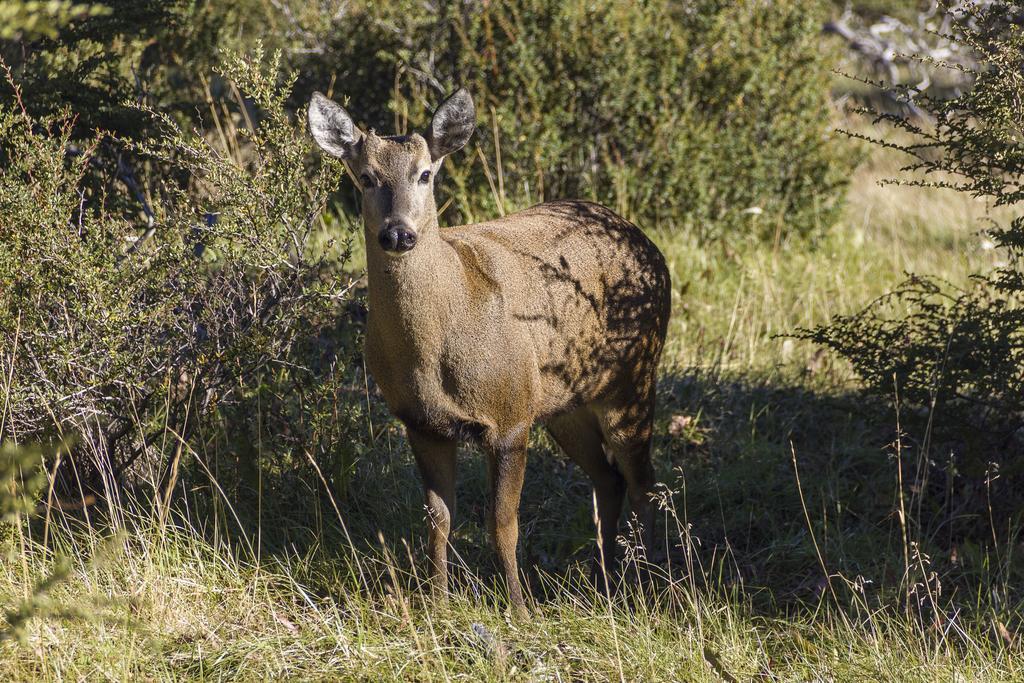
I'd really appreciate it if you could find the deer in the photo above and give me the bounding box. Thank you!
[308,88,671,616]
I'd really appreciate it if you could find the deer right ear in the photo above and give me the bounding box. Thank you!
[427,88,475,161]
[308,92,363,160]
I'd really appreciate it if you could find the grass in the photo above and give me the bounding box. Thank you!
[2,121,1022,680]
[658,121,1003,373]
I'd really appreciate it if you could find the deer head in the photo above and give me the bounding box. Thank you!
[308,89,475,255]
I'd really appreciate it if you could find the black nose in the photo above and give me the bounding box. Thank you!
[378,227,417,252]
[378,225,417,252]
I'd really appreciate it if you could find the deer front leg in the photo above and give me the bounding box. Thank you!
[408,429,457,600]
[487,429,530,618]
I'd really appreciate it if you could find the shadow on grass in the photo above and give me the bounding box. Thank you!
[150,362,1024,623]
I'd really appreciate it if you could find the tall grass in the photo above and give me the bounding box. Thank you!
[1,431,1019,679]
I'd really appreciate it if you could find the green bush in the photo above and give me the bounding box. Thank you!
[0,1,110,40]
[285,0,854,242]
[0,1,220,139]
[0,49,361,493]
[802,1,1024,465]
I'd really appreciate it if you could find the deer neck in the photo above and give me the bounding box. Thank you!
[364,216,467,354]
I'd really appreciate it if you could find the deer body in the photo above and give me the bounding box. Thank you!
[310,90,670,615]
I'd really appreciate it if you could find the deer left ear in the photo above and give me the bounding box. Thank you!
[426,88,475,161]
[308,92,363,160]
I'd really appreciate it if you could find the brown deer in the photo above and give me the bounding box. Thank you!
[309,88,670,616]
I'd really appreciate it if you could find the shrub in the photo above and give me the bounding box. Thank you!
[0,0,224,140]
[802,1,1024,465]
[0,1,111,40]
[283,0,854,242]
[0,48,360,494]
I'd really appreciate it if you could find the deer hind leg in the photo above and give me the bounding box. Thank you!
[486,425,530,618]
[408,428,458,600]
[596,397,657,575]
[547,407,625,592]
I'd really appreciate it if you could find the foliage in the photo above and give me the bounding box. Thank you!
[0,48,360,492]
[280,0,854,242]
[0,0,223,139]
[831,0,931,22]
[0,442,45,524]
[0,441,74,644]
[0,1,111,40]
[802,1,1024,456]
[825,0,987,104]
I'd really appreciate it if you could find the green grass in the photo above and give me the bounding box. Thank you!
[2,126,1021,680]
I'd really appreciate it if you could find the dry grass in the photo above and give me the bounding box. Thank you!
[659,121,1006,375]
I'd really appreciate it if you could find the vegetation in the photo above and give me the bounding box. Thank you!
[0,47,358,498]
[0,0,1022,680]
[804,1,1024,473]
[283,0,854,241]
[0,1,110,40]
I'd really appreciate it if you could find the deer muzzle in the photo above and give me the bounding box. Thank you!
[378,221,417,253]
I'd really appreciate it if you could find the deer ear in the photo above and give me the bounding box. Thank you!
[426,88,475,161]
[308,92,363,160]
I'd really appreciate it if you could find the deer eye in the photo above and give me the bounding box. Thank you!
[418,170,431,185]
[360,173,375,188]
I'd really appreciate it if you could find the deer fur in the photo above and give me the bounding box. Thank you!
[309,88,671,616]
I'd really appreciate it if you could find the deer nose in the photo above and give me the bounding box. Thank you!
[378,222,417,253]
